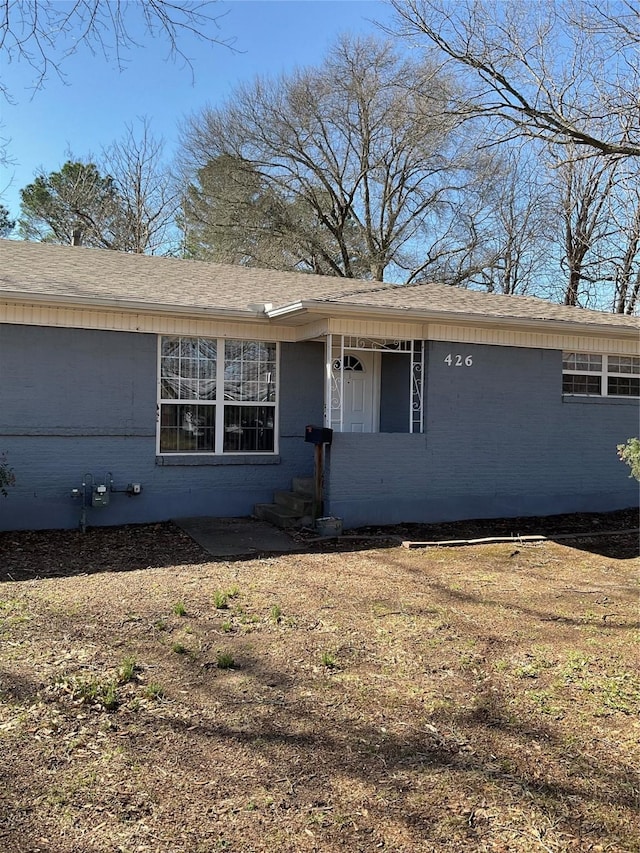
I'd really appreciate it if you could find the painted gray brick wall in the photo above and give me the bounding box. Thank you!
[279,340,325,437]
[379,352,410,433]
[0,325,323,531]
[2,324,636,532]
[326,342,639,527]
[0,324,156,435]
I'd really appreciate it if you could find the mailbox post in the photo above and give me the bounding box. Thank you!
[304,425,333,521]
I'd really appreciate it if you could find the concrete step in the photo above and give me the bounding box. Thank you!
[274,490,314,515]
[292,476,315,497]
[254,503,310,529]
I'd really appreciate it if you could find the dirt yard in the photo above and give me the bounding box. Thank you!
[0,511,638,852]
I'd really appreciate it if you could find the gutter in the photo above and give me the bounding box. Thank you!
[2,289,638,340]
[266,300,640,339]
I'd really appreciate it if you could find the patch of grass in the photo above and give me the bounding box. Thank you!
[213,591,229,609]
[216,651,235,669]
[320,651,338,669]
[594,672,640,715]
[172,642,187,655]
[61,675,120,712]
[513,648,556,679]
[561,650,591,680]
[458,651,483,670]
[173,600,187,617]
[117,655,137,684]
[214,586,241,610]
[144,683,165,700]
[221,620,233,633]
[270,604,282,624]
[527,689,564,718]
[153,618,168,631]
[0,599,29,629]
[513,662,540,679]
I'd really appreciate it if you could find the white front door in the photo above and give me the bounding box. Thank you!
[334,351,379,432]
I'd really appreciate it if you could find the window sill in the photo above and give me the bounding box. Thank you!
[156,454,281,466]
[562,395,639,406]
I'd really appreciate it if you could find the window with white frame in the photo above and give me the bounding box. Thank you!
[159,337,278,454]
[562,352,640,397]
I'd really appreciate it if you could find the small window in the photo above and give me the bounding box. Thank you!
[608,356,640,375]
[562,353,602,373]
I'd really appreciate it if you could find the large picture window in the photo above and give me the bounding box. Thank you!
[562,352,640,398]
[159,337,277,454]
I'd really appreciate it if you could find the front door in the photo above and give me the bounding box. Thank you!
[334,351,379,432]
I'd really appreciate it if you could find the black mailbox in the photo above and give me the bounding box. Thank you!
[305,425,333,445]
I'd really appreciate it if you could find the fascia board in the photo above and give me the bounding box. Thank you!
[266,300,640,340]
[0,290,265,321]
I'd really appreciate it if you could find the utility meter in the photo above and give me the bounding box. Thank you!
[91,484,110,507]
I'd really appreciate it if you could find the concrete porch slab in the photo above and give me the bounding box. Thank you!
[174,516,299,557]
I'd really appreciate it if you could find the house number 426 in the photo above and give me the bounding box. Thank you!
[444,353,473,367]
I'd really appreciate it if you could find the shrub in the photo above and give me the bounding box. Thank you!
[617,438,640,481]
[0,453,15,497]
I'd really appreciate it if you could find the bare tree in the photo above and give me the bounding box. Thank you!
[482,150,555,296]
[0,1,232,99]
[181,36,484,282]
[611,206,640,315]
[443,145,555,295]
[553,151,619,306]
[101,118,181,255]
[548,154,640,312]
[403,141,558,296]
[389,0,640,158]
[0,1,233,169]
[599,165,640,314]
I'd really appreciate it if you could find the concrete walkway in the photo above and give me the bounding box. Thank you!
[174,516,299,558]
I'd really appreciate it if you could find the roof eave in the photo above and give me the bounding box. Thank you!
[267,300,640,338]
[0,290,266,321]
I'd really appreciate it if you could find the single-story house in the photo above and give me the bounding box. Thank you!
[0,238,638,532]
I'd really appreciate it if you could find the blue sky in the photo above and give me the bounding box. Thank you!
[0,1,394,220]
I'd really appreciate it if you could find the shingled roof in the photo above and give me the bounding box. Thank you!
[1,239,638,332]
[308,281,640,329]
[0,239,380,314]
